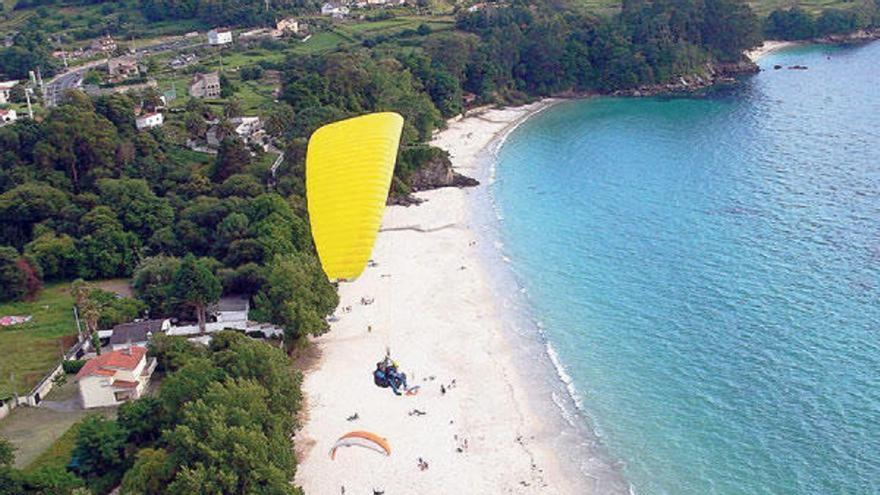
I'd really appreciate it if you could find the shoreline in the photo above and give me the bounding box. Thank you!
[293,100,628,494]
[746,40,800,62]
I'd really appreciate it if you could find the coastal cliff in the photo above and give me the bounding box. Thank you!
[389,149,480,206]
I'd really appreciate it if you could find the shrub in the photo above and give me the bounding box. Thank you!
[63,359,86,375]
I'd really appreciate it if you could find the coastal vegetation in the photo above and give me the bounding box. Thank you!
[0,332,302,494]
[0,0,877,493]
[764,2,880,40]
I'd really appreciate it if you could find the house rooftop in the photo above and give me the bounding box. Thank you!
[192,72,220,84]
[109,319,165,346]
[215,295,249,312]
[76,346,147,379]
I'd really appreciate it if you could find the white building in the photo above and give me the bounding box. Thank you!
[0,80,17,104]
[276,17,300,34]
[0,109,17,126]
[213,296,250,323]
[321,2,350,17]
[108,319,170,351]
[76,346,156,409]
[135,112,164,130]
[208,28,233,45]
[206,116,264,148]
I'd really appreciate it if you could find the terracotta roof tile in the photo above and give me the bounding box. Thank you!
[76,346,147,379]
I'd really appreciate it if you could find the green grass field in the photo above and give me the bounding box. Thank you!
[0,284,78,397]
[0,401,116,469]
[22,417,82,472]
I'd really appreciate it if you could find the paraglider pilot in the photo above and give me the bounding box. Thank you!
[374,357,408,395]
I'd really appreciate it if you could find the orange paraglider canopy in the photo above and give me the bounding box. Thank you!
[329,431,391,460]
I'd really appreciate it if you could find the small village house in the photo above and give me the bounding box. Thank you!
[207,116,264,148]
[76,346,156,409]
[109,319,170,351]
[276,17,300,34]
[189,72,221,98]
[91,35,117,53]
[136,112,164,130]
[0,80,18,104]
[107,56,140,79]
[321,2,350,17]
[0,109,17,126]
[212,296,250,323]
[208,28,233,46]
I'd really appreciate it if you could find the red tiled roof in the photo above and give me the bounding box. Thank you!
[76,346,147,379]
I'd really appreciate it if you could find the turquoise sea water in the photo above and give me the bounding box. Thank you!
[492,42,880,494]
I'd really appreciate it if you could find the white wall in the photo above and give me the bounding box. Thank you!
[79,375,119,409]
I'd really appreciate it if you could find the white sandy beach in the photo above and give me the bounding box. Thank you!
[293,102,594,494]
[746,40,799,61]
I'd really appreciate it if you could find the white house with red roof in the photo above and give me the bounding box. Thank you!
[76,346,156,409]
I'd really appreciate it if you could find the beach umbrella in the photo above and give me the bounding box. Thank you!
[306,112,404,282]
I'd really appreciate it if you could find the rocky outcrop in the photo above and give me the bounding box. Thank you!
[388,151,480,206]
[609,58,759,97]
[817,28,880,44]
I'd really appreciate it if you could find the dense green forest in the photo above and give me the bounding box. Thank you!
[764,1,880,40]
[0,88,339,339]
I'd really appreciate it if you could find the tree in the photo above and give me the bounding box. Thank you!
[25,232,81,281]
[219,73,236,98]
[118,397,167,446]
[184,112,207,139]
[71,416,127,481]
[96,178,174,240]
[0,246,26,302]
[120,448,174,495]
[171,254,221,334]
[765,8,816,40]
[17,466,85,494]
[158,357,224,421]
[33,102,120,192]
[148,334,206,373]
[15,256,42,301]
[132,256,182,317]
[71,280,102,351]
[77,206,142,279]
[219,174,264,198]
[253,253,338,341]
[0,437,14,466]
[213,137,251,183]
[164,378,298,495]
[224,98,243,119]
[0,183,70,248]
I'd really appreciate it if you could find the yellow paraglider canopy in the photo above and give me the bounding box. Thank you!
[306,112,404,281]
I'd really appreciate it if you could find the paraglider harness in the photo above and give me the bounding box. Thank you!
[373,362,391,388]
[373,356,407,395]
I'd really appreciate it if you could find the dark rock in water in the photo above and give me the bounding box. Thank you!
[788,65,808,70]
[774,64,783,70]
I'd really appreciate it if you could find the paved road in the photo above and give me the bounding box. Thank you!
[44,37,204,106]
